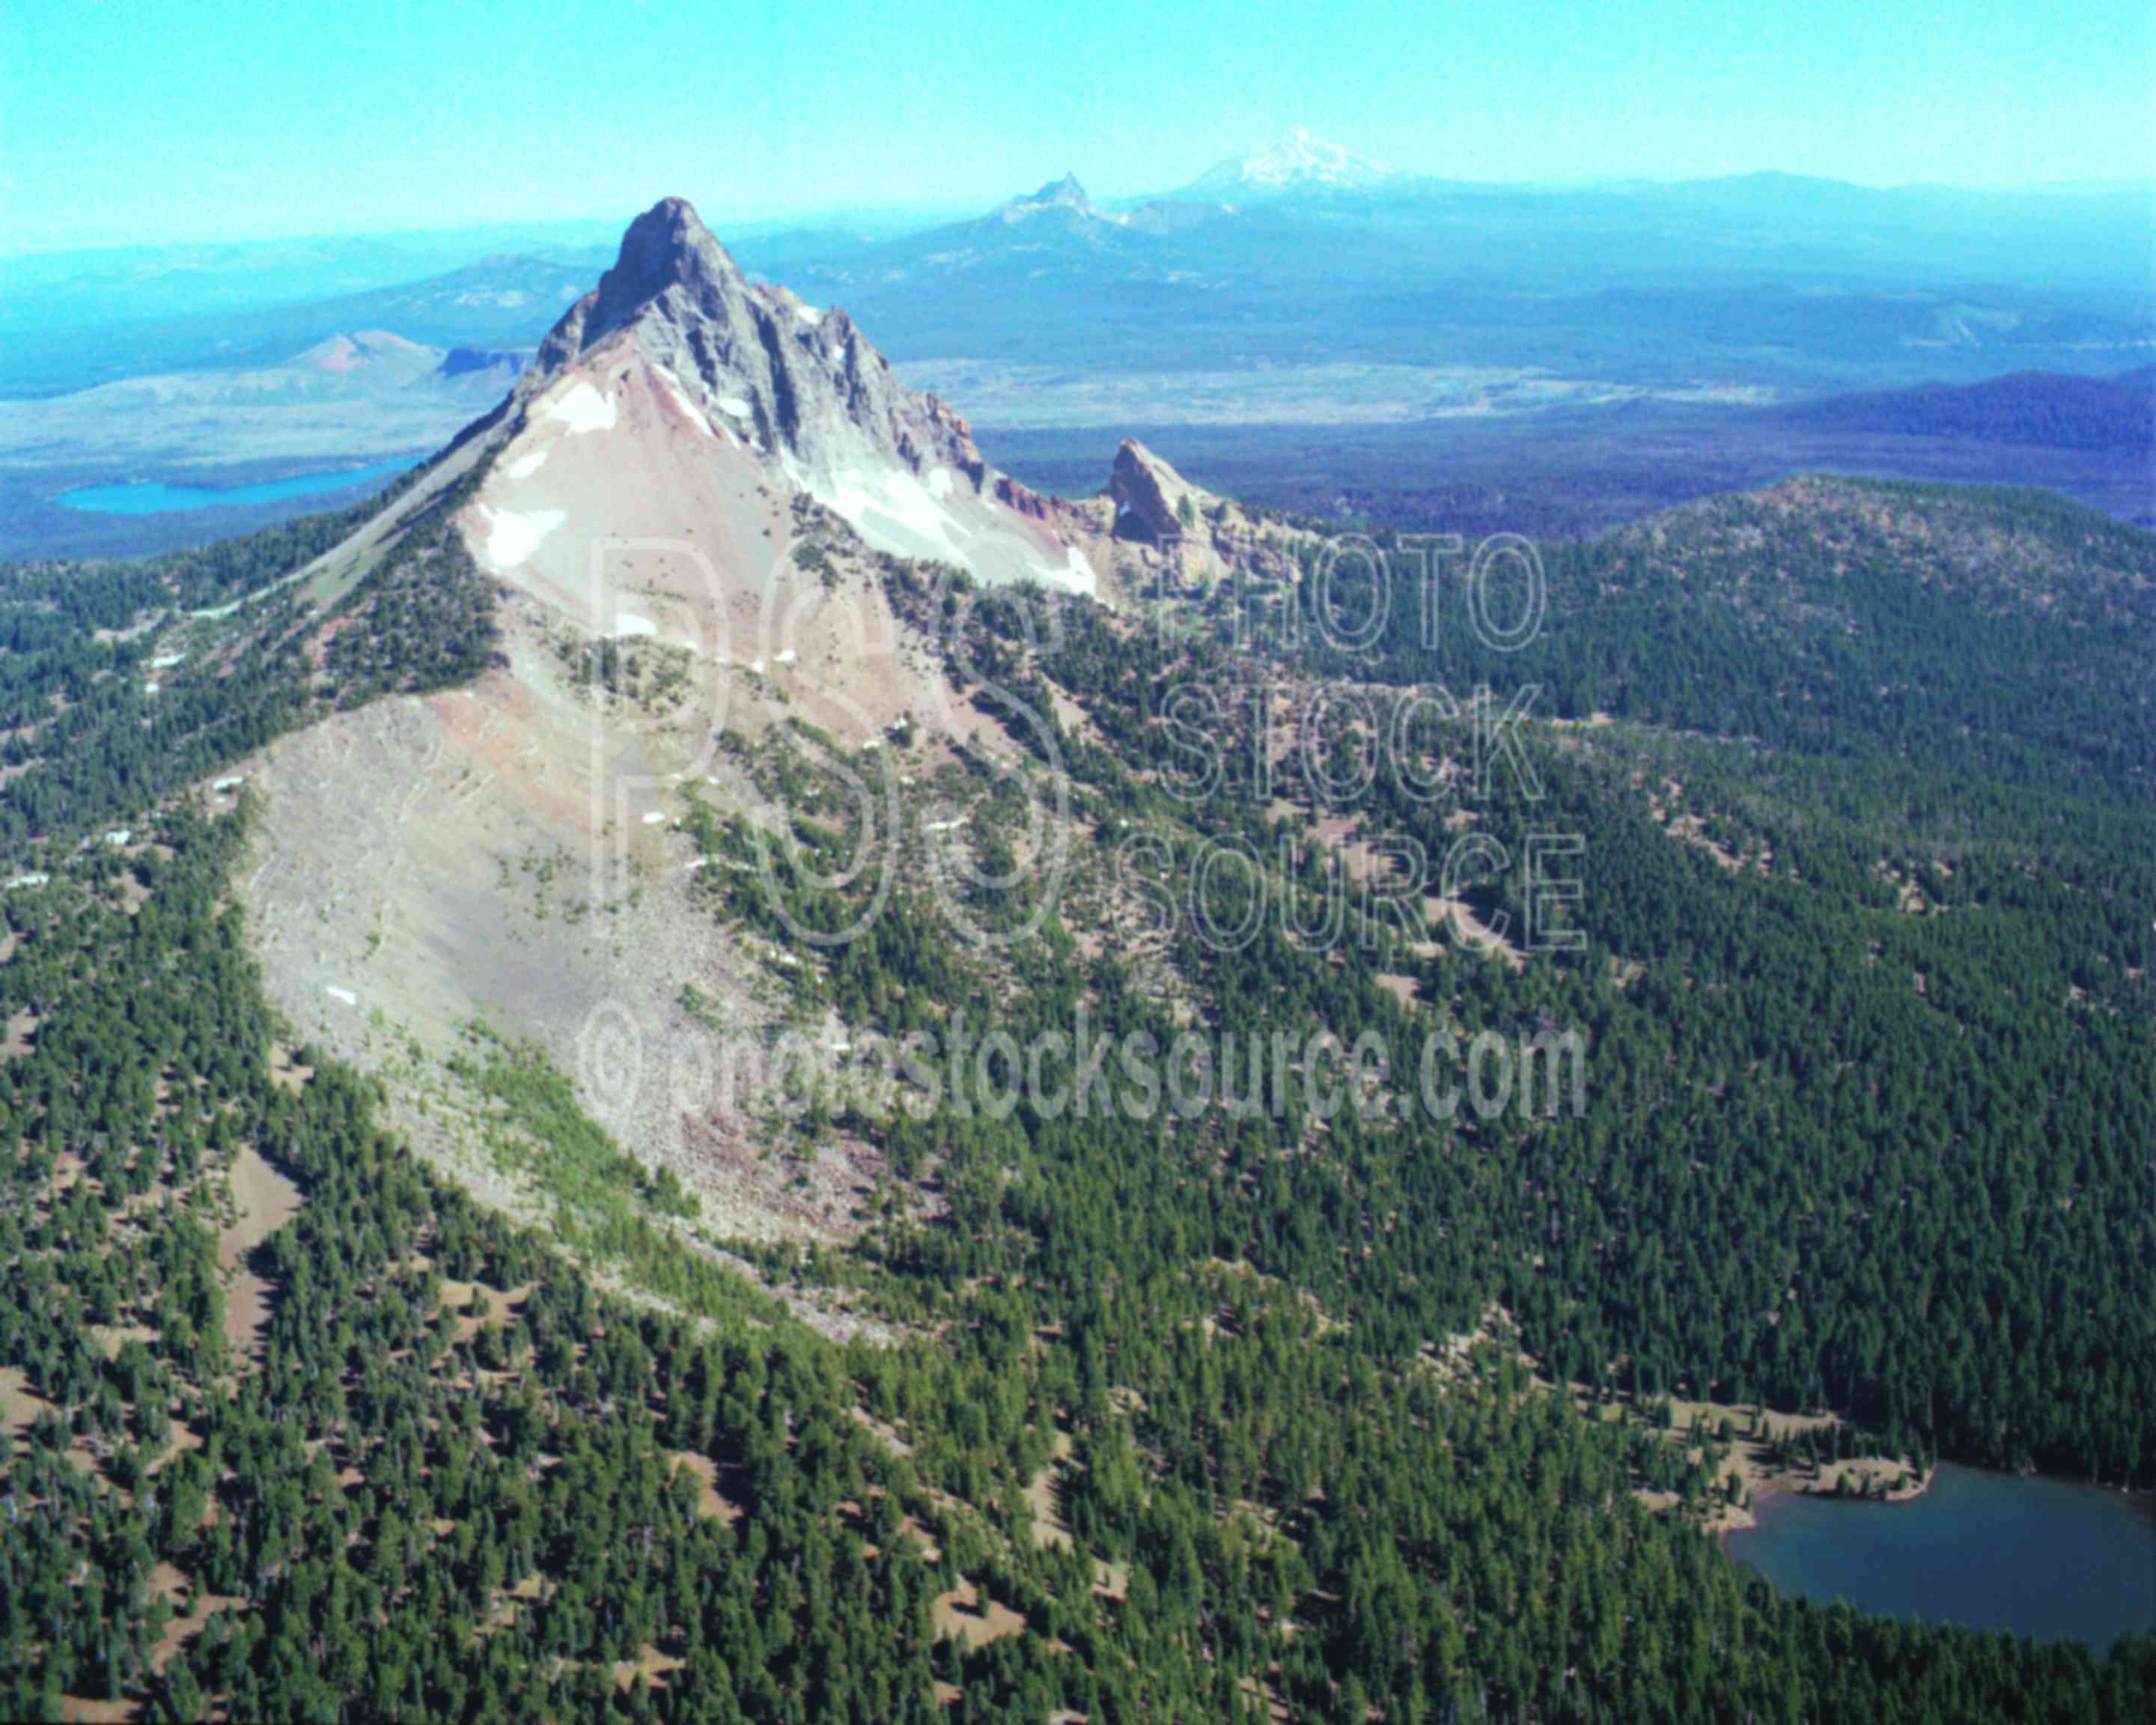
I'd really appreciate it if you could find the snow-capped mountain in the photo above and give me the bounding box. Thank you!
[1184,127,1398,198]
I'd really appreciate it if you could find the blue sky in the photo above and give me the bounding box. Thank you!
[6,0,2152,248]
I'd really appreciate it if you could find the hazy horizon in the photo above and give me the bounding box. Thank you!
[7,0,2152,251]
[5,166,2152,264]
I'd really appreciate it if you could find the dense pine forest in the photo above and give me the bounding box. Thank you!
[1,471,2153,1722]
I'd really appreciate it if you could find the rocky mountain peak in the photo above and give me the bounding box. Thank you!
[535,195,747,367]
[606,196,737,299]
[509,194,991,492]
[996,173,1097,223]
[1109,438,1208,542]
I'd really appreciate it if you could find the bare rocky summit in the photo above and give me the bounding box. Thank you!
[525,197,992,502]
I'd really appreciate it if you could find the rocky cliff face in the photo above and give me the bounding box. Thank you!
[466,195,1107,594]
[1107,438,1196,544]
[1104,438,1308,585]
[523,196,990,496]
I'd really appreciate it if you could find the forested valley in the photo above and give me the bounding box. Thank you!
[1,469,2152,1723]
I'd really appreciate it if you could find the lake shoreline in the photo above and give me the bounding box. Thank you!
[1592,1384,1928,1537]
[57,456,419,517]
[1714,1454,1936,1539]
[1723,1461,2156,1652]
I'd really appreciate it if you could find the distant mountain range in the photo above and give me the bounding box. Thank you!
[4,138,2151,562]
[717,142,2152,393]
[10,136,2149,402]
[0,252,606,398]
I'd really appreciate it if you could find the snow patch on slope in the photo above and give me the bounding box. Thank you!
[478,504,566,569]
[542,379,618,433]
[815,465,969,559]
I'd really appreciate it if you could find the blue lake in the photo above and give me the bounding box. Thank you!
[1726,1463,2156,1653]
[57,460,415,516]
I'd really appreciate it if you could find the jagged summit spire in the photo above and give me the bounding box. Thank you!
[582,196,746,345]
[612,195,723,285]
[996,174,1097,224]
[509,192,1009,524]
[532,195,749,369]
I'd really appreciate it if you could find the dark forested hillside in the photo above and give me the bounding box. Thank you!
[2,472,2153,1721]
[1782,370,2155,452]
[884,490,2156,1492]
[1314,477,2156,797]
[0,466,490,853]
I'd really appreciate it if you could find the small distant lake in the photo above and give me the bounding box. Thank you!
[1726,1463,2156,1653]
[57,459,415,516]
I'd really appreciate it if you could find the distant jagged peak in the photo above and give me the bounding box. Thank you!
[1035,171,1091,207]
[1188,126,1395,197]
[994,171,1116,225]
